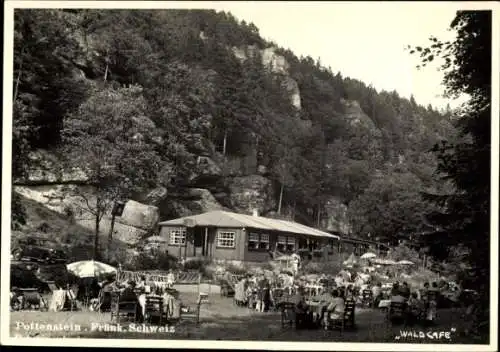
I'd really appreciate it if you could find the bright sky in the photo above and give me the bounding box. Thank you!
[207,1,470,110]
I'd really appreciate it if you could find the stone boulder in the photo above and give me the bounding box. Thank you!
[142,187,168,206]
[14,185,158,246]
[117,200,160,232]
[77,217,147,246]
[321,197,352,235]
[228,175,276,215]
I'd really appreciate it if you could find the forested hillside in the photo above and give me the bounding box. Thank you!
[12,9,458,246]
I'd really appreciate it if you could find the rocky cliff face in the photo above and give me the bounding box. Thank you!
[342,99,381,136]
[232,45,301,110]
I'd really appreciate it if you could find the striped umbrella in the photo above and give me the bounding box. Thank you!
[66,260,117,278]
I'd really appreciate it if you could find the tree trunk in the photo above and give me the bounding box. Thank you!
[292,199,296,221]
[277,182,284,215]
[107,212,116,261]
[223,129,228,156]
[14,46,25,102]
[94,209,100,261]
[104,62,109,82]
[316,201,321,228]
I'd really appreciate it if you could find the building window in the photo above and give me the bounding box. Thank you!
[248,233,270,251]
[277,235,287,252]
[169,228,186,245]
[259,233,270,250]
[248,233,259,250]
[276,235,296,253]
[217,231,235,248]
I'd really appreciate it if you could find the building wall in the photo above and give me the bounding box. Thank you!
[210,227,245,261]
[243,229,332,262]
[161,225,245,261]
[161,225,334,263]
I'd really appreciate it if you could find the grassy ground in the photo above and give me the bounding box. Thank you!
[10,292,478,343]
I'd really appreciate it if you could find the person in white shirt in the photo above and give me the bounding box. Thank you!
[166,270,176,289]
[291,253,301,275]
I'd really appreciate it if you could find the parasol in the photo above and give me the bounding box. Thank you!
[360,252,377,259]
[66,260,117,278]
[343,253,358,266]
[397,260,415,265]
[145,236,167,243]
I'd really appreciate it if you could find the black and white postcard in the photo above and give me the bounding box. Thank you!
[1,1,498,351]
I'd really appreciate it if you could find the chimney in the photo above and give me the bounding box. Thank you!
[252,209,259,217]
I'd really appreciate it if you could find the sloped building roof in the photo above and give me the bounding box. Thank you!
[158,210,339,239]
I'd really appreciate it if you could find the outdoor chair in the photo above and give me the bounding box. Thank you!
[280,302,296,328]
[326,299,356,332]
[388,301,407,325]
[20,288,48,311]
[144,295,164,325]
[344,299,356,329]
[362,289,373,308]
[111,294,138,323]
[329,313,346,333]
[179,299,201,325]
[199,292,209,304]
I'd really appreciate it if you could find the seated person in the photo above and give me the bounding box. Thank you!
[120,281,138,301]
[136,276,147,293]
[390,283,406,303]
[315,289,334,322]
[324,289,345,329]
[400,282,411,299]
[407,292,423,320]
[10,287,24,310]
[372,282,382,307]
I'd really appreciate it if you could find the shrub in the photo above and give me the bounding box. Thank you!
[225,263,249,276]
[11,192,27,230]
[127,251,178,271]
[301,258,343,276]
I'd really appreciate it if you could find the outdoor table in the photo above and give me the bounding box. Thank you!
[378,299,391,308]
[306,300,329,323]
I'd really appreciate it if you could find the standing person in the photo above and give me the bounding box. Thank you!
[263,283,272,312]
[426,282,439,323]
[166,269,176,289]
[291,253,301,276]
[292,286,309,329]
